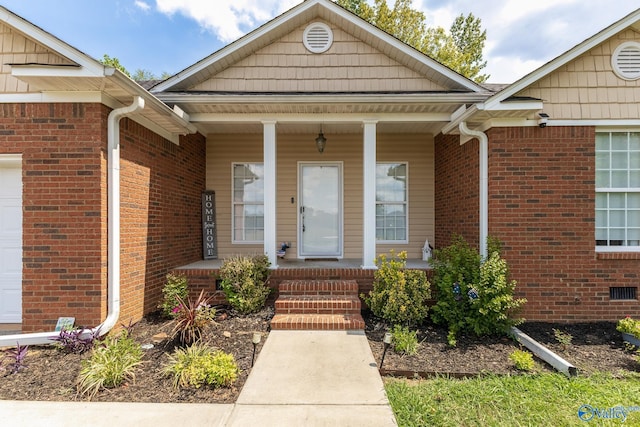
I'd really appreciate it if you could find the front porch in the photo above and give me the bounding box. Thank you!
[171,258,431,308]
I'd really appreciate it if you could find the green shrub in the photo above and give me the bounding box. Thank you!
[160,274,188,318]
[431,236,526,345]
[218,254,271,314]
[391,325,419,356]
[77,331,143,399]
[363,250,431,327]
[163,342,238,389]
[509,349,535,371]
[553,328,573,352]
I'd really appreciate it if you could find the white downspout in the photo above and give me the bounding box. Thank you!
[459,121,488,259]
[0,97,144,347]
[101,96,145,334]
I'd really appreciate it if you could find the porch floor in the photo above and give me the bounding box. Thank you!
[176,258,431,270]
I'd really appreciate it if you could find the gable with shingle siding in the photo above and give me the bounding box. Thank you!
[514,29,640,120]
[0,22,75,93]
[190,21,447,93]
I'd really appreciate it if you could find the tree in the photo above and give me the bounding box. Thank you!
[100,55,172,82]
[132,69,156,81]
[335,0,489,82]
[100,54,131,78]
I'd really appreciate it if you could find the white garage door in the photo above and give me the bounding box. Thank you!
[0,156,22,323]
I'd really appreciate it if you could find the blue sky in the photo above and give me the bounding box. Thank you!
[2,0,638,83]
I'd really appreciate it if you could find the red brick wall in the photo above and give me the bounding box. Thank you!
[118,119,206,325]
[434,133,480,249]
[488,126,639,321]
[0,103,107,332]
[0,103,206,332]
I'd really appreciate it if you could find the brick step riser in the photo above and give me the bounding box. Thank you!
[278,280,359,296]
[270,314,365,331]
[275,301,361,314]
[273,279,365,330]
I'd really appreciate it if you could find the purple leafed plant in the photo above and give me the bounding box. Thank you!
[51,326,102,354]
[2,343,28,374]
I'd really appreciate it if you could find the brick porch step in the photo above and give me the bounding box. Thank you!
[271,279,364,330]
[278,279,359,296]
[270,313,365,330]
[275,295,361,314]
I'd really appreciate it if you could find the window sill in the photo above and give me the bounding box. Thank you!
[596,252,640,260]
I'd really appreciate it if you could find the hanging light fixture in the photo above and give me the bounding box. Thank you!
[315,125,327,153]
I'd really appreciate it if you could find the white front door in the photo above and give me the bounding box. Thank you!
[298,163,342,258]
[0,158,22,323]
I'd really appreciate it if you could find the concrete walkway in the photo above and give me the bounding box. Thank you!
[1,330,397,426]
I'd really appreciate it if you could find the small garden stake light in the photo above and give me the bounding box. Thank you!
[251,332,261,367]
[379,332,393,370]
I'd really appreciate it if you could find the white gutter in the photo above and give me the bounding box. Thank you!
[0,97,145,347]
[459,122,488,259]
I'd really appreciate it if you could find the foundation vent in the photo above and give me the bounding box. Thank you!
[609,286,637,301]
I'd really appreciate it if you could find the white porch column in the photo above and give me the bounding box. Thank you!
[262,121,278,268]
[362,120,378,269]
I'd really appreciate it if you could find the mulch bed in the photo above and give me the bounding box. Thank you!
[0,306,274,403]
[365,312,640,378]
[1,306,638,404]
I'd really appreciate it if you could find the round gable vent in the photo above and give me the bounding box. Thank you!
[612,41,640,80]
[303,22,333,54]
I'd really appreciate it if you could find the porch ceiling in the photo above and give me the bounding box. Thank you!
[179,102,540,135]
[161,93,493,135]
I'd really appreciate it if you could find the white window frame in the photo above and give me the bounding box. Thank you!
[595,131,640,252]
[376,162,409,244]
[232,162,264,244]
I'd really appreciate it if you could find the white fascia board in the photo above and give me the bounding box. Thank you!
[480,118,535,130]
[11,64,101,78]
[484,8,640,110]
[478,100,543,112]
[109,70,198,134]
[0,7,104,75]
[158,93,488,105]
[189,112,451,123]
[0,91,106,104]
[441,104,478,135]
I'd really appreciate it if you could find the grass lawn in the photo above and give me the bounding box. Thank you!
[385,373,640,426]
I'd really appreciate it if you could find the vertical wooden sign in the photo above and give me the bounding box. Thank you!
[202,191,217,259]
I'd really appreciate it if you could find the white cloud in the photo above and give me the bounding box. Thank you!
[155,0,300,42]
[134,0,151,12]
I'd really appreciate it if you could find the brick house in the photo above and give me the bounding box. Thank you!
[0,0,638,341]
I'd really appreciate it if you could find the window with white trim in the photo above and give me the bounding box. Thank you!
[232,163,264,243]
[376,162,407,242]
[595,132,640,250]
